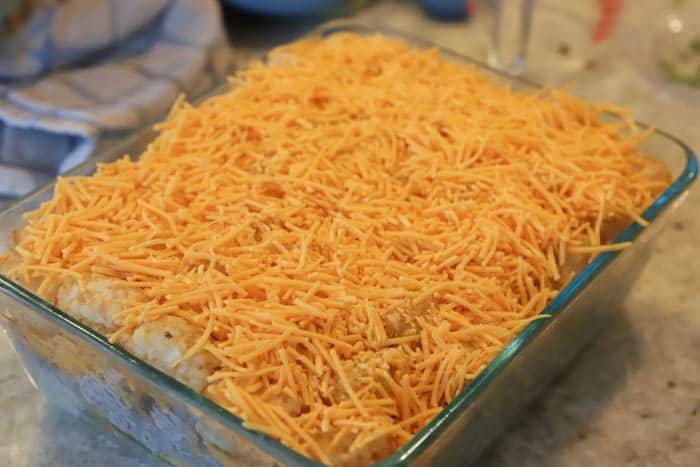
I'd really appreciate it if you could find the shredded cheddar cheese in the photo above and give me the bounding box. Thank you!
[1,33,670,465]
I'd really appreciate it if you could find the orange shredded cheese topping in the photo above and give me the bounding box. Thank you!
[2,33,670,464]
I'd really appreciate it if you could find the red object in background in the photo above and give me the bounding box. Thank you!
[466,0,476,16]
[593,0,624,42]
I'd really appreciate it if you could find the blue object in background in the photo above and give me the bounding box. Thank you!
[222,0,340,16]
[419,0,469,20]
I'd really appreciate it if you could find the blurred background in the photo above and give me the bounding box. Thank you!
[1,1,699,466]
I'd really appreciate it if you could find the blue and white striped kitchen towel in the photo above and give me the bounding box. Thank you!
[0,0,231,202]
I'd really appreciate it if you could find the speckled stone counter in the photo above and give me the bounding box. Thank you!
[2,1,699,466]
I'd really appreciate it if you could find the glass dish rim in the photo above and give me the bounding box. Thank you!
[0,22,697,467]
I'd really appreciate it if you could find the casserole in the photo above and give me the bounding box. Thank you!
[0,24,697,466]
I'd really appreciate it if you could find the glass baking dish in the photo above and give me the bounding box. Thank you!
[0,24,697,467]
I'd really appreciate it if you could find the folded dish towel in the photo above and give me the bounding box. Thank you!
[0,0,231,202]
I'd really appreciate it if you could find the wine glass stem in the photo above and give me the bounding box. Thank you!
[489,0,535,75]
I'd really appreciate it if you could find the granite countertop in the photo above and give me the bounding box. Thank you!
[2,1,699,466]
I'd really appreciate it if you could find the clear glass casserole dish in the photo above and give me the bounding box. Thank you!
[0,24,697,467]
